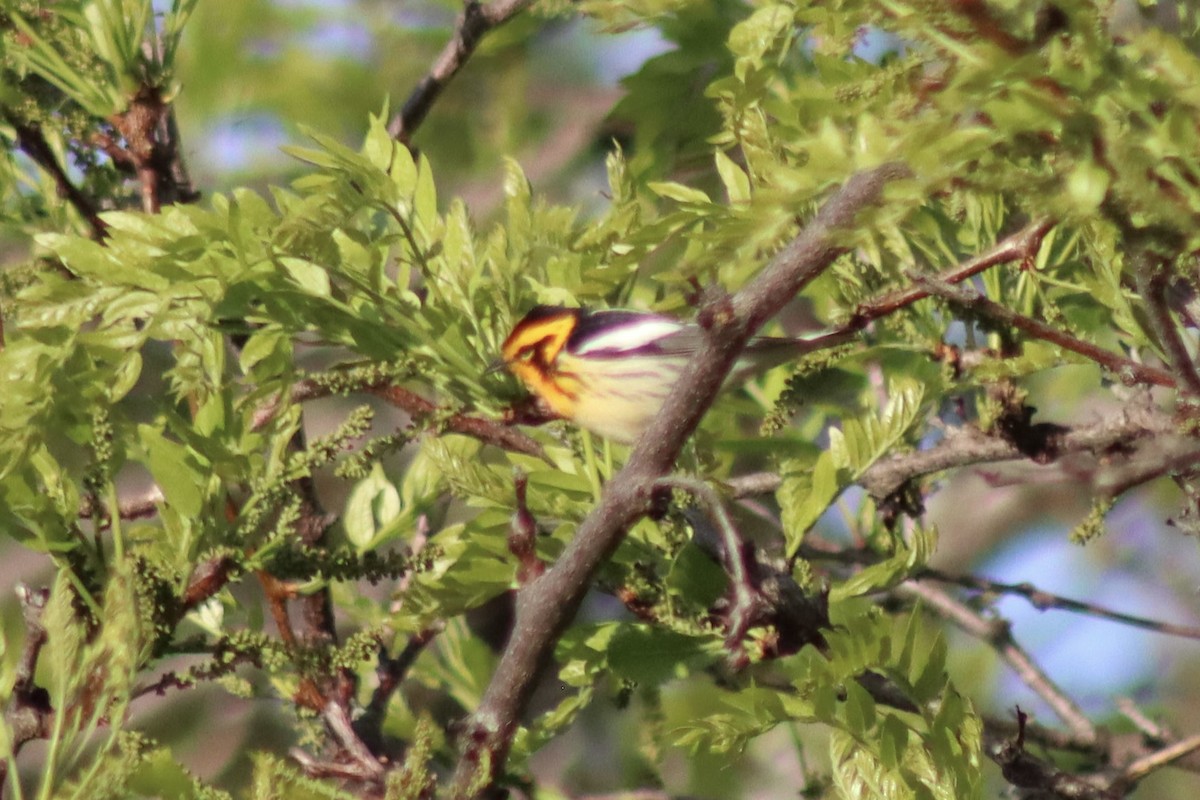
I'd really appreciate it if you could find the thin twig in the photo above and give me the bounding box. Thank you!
[850,218,1055,325]
[1131,250,1200,397]
[984,712,1116,800]
[1119,733,1200,787]
[727,397,1175,502]
[132,647,261,700]
[5,113,108,239]
[900,580,1097,743]
[366,626,441,723]
[160,105,200,205]
[288,463,355,714]
[1,586,53,794]
[919,567,1200,640]
[182,553,239,610]
[323,701,385,780]
[910,272,1177,389]
[78,486,164,527]
[387,0,538,142]
[369,384,548,461]
[1095,438,1200,498]
[655,476,761,661]
[1117,697,1170,742]
[509,471,545,584]
[252,376,548,460]
[799,537,1200,641]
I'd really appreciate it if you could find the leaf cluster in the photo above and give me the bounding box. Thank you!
[4,1,1200,799]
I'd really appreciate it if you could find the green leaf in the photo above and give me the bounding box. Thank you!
[832,379,926,478]
[665,543,727,607]
[607,625,720,685]
[279,257,332,297]
[138,424,207,518]
[831,526,938,602]
[646,181,713,205]
[779,451,847,559]
[343,463,403,551]
[1066,159,1111,212]
[714,150,751,203]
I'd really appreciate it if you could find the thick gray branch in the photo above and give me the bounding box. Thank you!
[448,163,909,795]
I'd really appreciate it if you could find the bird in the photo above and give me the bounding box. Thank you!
[495,304,832,442]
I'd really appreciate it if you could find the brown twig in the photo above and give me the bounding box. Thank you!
[160,105,199,205]
[366,626,441,724]
[901,580,1097,743]
[1,586,54,795]
[1097,438,1200,498]
[985,710,1117,800]
[727,397,1175,502]
[1117,697,1171,742]
[132,646,261,700]
[796,536,1200,642]
[655,476,762,663]
[849,218,1055,325]
[1117,733,1200,789]
[290,470,353,714]
[508,471,545,584]
[387,0,538,143]
[322,700,385,781]
[182,553,239,610]
[448,163,910,796]
[250,376,328,430]
[909,272,1177,389]
[78,486,163,527]
[253,377,547,460]
[919,567,1200,640]
[1131,250,1200,397]
[369,384,548,460]
[290,747,384,782]
[5,113,108,239]
[107,85,169,214]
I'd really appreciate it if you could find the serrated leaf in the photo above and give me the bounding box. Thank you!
[779,451,847,559]
[831,526,937,602]
[833,379,926,477]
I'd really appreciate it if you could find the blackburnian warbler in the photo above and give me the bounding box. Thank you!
[497,305,829,442]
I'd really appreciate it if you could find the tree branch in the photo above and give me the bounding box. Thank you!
[910,272,1177,389]
[849,218,1055,326]
[1131,249,1200,397]
[0,586,53,796]
[448,163,910,795]
[252,376,548,460]
[369,384,548,461]
[1117,733,1200,789]
[900,580,1097,742]
[387,0,538,143]
[725,396,1176,502]
[861,396,1175,500]
[984,710,1117,800]
[920,567,1200,640]
[5,112,108,240]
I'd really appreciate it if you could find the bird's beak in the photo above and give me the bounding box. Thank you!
[484,357,507,376]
